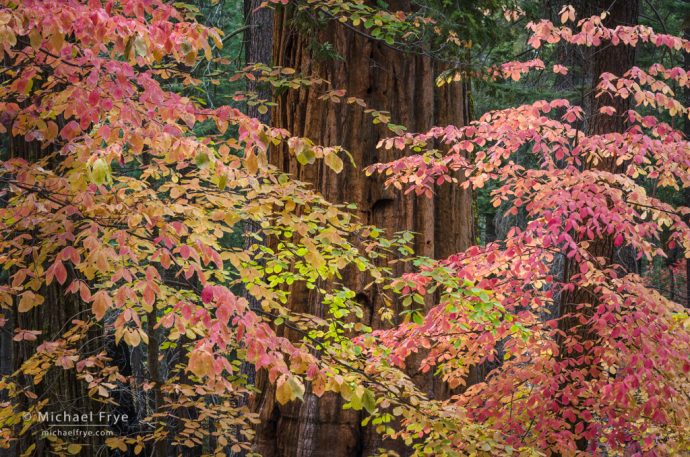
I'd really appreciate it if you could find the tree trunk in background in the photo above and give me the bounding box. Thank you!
[556,0,639,453]
[243,0,273,309]
[244,0,274,126]
[1,138,101,457]
[252,5,474,457]
[148,309,168,457]
[0,279,12,457]
[236,4,275,456]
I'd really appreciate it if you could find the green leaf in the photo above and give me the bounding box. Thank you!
[195,151,211,169]
[217,173,228,190]
[362,388,376,413]
[296,147,316,166]
[90,158,111,185]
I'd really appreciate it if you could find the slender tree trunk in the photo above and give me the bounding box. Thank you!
[235,4,275,456]
[0,297,15,457]
[244,0,274,123]
[252,5,473,456]
[243,0,273,329]
[147,309,168,457]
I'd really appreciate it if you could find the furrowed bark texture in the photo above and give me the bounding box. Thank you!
[251,5,474,457]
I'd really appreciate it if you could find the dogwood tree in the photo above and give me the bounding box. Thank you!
[1,1,689,457]
[364,5,690,456]
[0,1,416,455]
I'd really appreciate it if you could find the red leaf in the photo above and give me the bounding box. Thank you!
[201,286,214,304]
[48,260,68,285]
[614,234,624,247]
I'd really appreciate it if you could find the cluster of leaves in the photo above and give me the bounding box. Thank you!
[0,0,426,454]
[3,1,690,456]
[362,8,690,456]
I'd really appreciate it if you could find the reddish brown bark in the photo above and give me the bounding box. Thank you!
[252,5,473,457]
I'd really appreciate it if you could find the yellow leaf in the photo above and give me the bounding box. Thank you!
[303,240,325,270]
[296,147,316,166]
[130,134,144,154]
[123,329,141,347]
[188,349,214,378]
[275,375,305,404]
[20,444,35,457]
[29,29,41,49]
[324,152,344,173]
[67,444,82,454]
[18,291,44,312]
[133,34,148,57]
[275,378,291,404]
[90,158,112,185]
[49,33,64,52]
[287,376,305,401]
[244,151,258,174]
[340,382,353,401]
[106,437,128,452]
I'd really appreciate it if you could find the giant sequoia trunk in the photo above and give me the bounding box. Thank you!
[251,5,474,457]
[556,0,640,452]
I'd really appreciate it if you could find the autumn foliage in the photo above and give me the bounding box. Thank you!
[0,1,689,457]
[0,0,390,454]
[366,8,690,456]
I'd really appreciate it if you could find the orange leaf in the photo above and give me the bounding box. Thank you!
[92,291,112,320]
